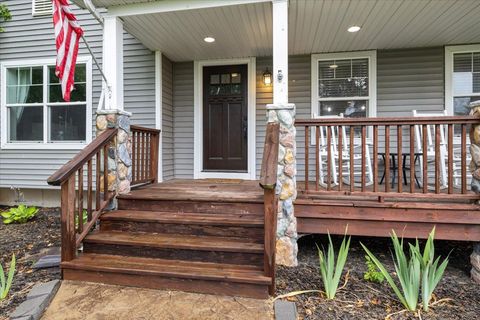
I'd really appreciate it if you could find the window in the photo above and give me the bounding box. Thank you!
[311,51,376,118]
[1,57,92,149]
[445,45,480,116]
[32,0,53,16]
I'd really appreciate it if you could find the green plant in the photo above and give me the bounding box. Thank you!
[0,254,16,300]
[317,233,351,299]
[363,255,384,283]
[0,4,11,33]
[1,205,38,224]
[75,209,88,228]
[361,228,448,313]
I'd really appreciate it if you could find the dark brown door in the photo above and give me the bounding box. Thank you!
[203,64,248,172]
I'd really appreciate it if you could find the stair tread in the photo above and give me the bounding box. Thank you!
[100,210,264,227]
[62,253,271,285]
[84,231,264,253]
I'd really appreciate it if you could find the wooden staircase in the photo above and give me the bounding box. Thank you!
[48,124,280,299]
[61,187,272,298]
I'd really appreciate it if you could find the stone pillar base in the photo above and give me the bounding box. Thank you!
[267,103,298,267]
[96,110,132,200]
[472,244,480,284]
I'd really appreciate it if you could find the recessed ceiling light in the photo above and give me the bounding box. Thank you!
[348,25,361,33]
[204,37,215,43]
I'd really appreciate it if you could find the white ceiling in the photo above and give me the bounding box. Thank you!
[86,0,480,61]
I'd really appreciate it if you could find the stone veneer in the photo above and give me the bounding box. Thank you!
[469,100,480,284]
[96,110,132,199]
[267,103,298,267]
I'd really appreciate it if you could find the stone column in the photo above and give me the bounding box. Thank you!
[469,100,480,283]
[267,103,298,267]
[95,110,132,202]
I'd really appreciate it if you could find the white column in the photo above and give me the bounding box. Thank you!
[102,16,124,110]
[272,0,288,105]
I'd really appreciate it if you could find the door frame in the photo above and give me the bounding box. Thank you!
[194,57,256,180]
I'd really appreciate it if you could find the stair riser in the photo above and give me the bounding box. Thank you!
[83,243,264,267]
[100,221,264,242]
[63,268,269,299]
[118,199,264,215]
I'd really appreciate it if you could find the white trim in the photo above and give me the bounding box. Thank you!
[310,50,377,119]
[193,57,256,180]
[1,56,93,150]
[445,44,480,115]
[155,51,163,182]
[272,0,289,105]
[107,0,269,17]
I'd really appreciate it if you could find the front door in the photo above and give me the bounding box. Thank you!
[203,64,248,172]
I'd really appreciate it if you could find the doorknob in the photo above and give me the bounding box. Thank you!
[243,116,248,139]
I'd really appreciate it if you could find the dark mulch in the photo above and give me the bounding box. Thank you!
[0,207,61,319]
[277,235,480,320]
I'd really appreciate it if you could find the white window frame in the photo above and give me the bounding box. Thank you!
[445,44,480,116]
[1,56,93,150]
[310,50,377,119]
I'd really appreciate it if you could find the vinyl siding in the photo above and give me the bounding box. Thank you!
[0,0,156,189]
[162,55,174,180]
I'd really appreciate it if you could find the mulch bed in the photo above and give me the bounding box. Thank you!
[0,207,61,319]
[277,235,480,320]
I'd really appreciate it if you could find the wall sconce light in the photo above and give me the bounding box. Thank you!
[263,68,272,86]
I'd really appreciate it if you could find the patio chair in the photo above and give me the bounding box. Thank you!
[314,114,374,188]
[412,110,448,190]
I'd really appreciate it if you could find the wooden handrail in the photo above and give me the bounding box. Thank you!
[296,115,480,202]
[131,126,161,186]
[259,122,280,295]
[47,128,118,186]
[130,125,161,134]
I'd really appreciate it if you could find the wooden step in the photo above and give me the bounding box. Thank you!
[62,254,270,299]
[99,210,264,240]
[83,231,264,267]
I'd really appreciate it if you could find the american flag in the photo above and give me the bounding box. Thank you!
[53,0,84,102]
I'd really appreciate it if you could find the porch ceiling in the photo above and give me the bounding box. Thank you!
[89,0,480,61]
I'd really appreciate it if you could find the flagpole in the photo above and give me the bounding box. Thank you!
[80,34,111,96]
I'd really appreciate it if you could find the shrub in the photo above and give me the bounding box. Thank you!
[75,209,88,229]
[0,4,11,33]
[363,255,384,283]
[361,228,448,312]
[1,205,39,224]
[0,254,16,300]
[317,233,351,299]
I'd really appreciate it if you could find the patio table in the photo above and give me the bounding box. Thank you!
[378,152,422,189]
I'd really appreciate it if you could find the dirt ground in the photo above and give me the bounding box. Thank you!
[0,207,61,319]
[276,234,480,320]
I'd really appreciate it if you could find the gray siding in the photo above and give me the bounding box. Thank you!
[162,55,174,180]
[0,0,156,189]
[172,62,194,179]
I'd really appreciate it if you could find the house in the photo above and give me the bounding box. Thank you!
[1,0,480,298]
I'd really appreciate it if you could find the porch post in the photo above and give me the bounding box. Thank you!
[267,0,298,267]
[95,16,132,199]
[469,100,480,283]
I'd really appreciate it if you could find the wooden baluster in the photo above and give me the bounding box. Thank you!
[132,131,136,183]
[422,125,428,193]
[315,126,319,191]
[103,144,108,201]
[350,127,354,192]
[77,167,83,233]
[447,124,453,194]
[397,125,402,193]
[409,125,415,193]
[95,152,100,211]
[338,126,343,191]
[327,126,332,190]
[361,126,366,192]
[136,131,141,183]
[435,124,440,193]
[373,125,378,193]
[305,126,309,192]
[141,132,146,181]
[87,159,93,221]
[151,133,159,183]
[461,124,467,194]
[61,176,76,262]
[384,126,390,193]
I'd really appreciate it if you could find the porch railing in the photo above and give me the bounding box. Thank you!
[131,125,161,186]
[296,115,480,202]
[259,122,280,295]
[47,125,160,263]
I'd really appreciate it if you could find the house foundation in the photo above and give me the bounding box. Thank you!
[470,100,480,283]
